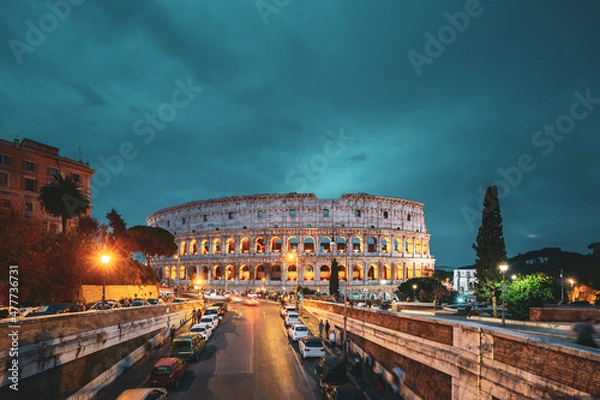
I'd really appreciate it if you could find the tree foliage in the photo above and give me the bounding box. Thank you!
[127,225,177,266]
[38,174,90,232]
[330,258,340,298]
[396,278,450,302]
[505,273,555,320]
[473,185,507,315]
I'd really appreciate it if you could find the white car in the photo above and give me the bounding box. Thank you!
[198,316,217,330]
[116,388,168,400]
[281,306,296,318]
[298,336,327,359]
[288,323,310,341]
[190,323,213,340]
[285,312,301,327]
[204,307,222,320]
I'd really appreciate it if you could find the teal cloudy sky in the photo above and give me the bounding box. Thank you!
[1,0,599,266]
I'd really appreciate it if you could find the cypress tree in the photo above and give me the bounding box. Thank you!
[472,185,508,317]
[330,258,340,299]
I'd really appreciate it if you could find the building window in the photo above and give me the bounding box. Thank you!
[73,174,80,183]
[258,210,263,218]
[182,217,186,224]
[49,168,59,176]
[203,214,208,221]
[24,178,36,192]
[0,155,8,165]
[383,211,389,219]
[407,214,411,221]
[25,161,35,171]
[323,209,329,217]
[228,212,235,219]
[24,202,33,213]
[355,210,361,217]
[289,209,296,217]
[0,172,8,187]
[167,220,170,227]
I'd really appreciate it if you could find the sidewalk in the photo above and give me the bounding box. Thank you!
[299,306,401,400]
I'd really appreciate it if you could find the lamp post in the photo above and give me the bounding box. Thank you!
[412,284,418,302]
[568,278,575,302]
[343,247,350,357]
[559,269,564,304]
[101,254,110,309]
[499,263,508,326]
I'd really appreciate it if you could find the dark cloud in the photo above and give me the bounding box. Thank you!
[1,0,599,266]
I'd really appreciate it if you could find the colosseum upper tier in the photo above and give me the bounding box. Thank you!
[147,193,435,297]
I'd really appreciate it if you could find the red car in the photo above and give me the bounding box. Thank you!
[149,357,188,388]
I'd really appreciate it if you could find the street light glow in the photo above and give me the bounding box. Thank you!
[101,255,110,264]
[499,263,508,326]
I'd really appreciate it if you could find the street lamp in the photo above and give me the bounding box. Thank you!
[568,278,575,302]
[499,263,508,326]
[412,284,417,302]
[101,254,110,309]
[559,269,564,304]
[195,279,202,299]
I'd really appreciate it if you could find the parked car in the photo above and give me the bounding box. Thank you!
[171,298,189,303]
[288,323,310,341]
[190,323,213,341]
[197,316,217,331]
[116,387,168,400]
[314,356,349,387]
[204,307,222,320]
[321,383,366,399]
[210,302,228,315]
[170,333,206,362]
[147,298,164,305]
[149,357,187,388]
[285,312,301,327]
[299,336,327,359]
[130,299,151,307]
[204,314,220,328]
[26,303,71,317]
[0,307,23,320]
[63,299,87,312]
[88,301,122,311]
[18,301,42,316]
[281,306,296,317]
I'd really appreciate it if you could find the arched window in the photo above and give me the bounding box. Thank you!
[255,265,266,280]
[179,266,186,280]
[240,265,250,280]
[255,237,265,253]
[367,237,377,253]
[179,241,187,256]
[190,239,198,255]
[287,265,297,281]
[287,237,299,252]
[163,266,170,279]
[320,237,332,253]
[303,237,315,253]
[201,239,209,255]
[271,265,282,281]
[226,238,235,254]
[270,237,282,253]
[381,238,389,253]
[241,238,250,253]
[337,238,347,253]
[304,265,314,281]
[367,265,378,280]
[319,265,330,281]
[213,239,222,254]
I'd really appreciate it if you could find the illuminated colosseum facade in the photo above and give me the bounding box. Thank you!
[146,193,435,299]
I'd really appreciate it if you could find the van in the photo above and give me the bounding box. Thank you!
[170,334,206,362]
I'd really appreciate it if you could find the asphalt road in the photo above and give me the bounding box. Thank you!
[97,300,321,400]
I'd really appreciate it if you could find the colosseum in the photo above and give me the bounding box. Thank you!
[146,193,435,299]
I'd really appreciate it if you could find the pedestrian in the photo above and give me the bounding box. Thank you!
[318,320,324,338]
[329,329,337,350]
[198,308,203,319]
[567,317,598,348]
[325,320,330,337]
[170,324,176,342]
[465,302,473,317]
[192,309,198,324]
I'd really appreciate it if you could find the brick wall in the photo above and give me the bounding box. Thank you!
[529,307,600,322]
[81,284,160,303]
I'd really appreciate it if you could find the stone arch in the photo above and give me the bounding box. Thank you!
[212,238,222,254]
[394,263,404,281]
[225,264,235,281]
[367,237,377,253]
[337,237,347,253]
[240,237,250,253]
[303,237,315,253]
[304,264,314,281]
[381,238,390,253]
[320,265,331,281]
[394,238,401,252]
[179,241,187,256]
[287,264,298,281]
[201,239,209,255]
[271,265,282,281]
[255,237,266,253]
[187,266,197,280]
[339,265,348,281]
[190,239,198,255]
[320,237,332,253]
[270,237,282,253]
[179,265,186,280]
[226,238,236,254]
[211,264,223,280]
[171,266,177,280]
[423,239,429,255]
[351,236,363,253]
[352,264,364,281]
[406,238,413,253]
[415,238,422,254]
[367,264,378,280]
[381,264,391,280]
[287,236,299,252]
[163,266,170,280]
[255,264,266,280]
[239,265,250,280]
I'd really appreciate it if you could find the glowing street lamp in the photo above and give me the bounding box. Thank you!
[195,279,202,299]
[101,254,111,309]
[499,263,509,326]
[412,284,418,302]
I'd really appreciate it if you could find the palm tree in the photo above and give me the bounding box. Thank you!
[39,174,90,233]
